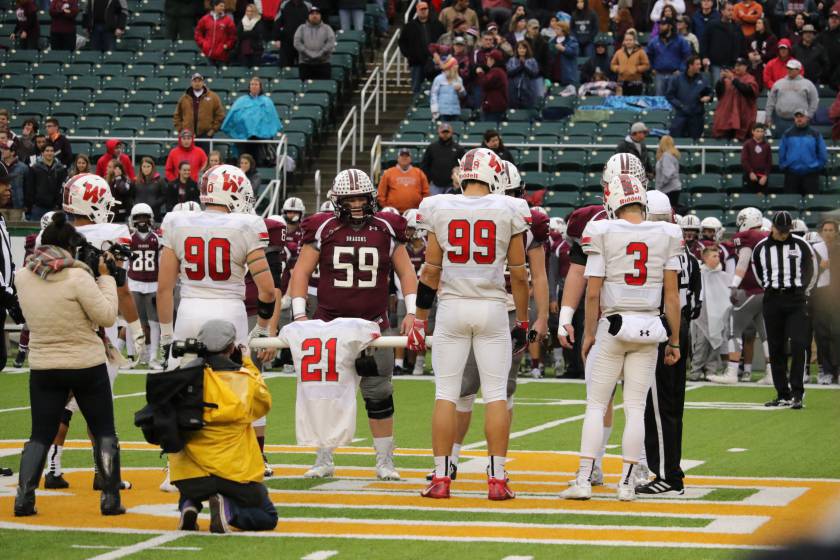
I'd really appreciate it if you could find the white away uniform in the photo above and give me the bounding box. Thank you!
[416,194,529,404]
[279,319,381,447]
[580,219,683,462]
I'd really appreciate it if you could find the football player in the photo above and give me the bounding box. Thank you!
[397,208,426,376]
[275,197,307,372]
[560,174,683,502]
[411,148,530,501]
[679,215,704,259]
[127,203,162,369]
[288,169,418,481]
[44,174,143,491]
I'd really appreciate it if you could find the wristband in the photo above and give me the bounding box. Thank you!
[730,275,742,289]
[417,281,436,309]
[668,343,680,349]
[558,305,575,326]
[257,298,276,320]
[291,296,307,319]
[160,322,173,338]
[516,320,529,331]
[404,293,417,315]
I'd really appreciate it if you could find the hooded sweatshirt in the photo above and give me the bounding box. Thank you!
[95,139,136,181]
[164,133,208,182]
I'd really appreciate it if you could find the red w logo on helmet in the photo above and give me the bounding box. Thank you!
[82,182,105,203]
[221,172,241,192]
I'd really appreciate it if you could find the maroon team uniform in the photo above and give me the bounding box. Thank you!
[279,226,303,294]
[128,231,161,283]
[732,229,768,295]
[244,218,287,316]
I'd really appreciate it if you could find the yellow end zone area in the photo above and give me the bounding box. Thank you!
[1,441,839,550]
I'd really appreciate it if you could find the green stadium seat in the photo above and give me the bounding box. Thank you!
[304,80,339,97]
[565,121,603,137]
[685,175,722,193]
[691,192,728,210]
[550,172,585,192]
[544,191,579,209]
[519,171,554,190]
[766,193,803,211]
[580,192,605,206]
[586,151,612,172]
[554,149,587,172]
[804,194,837,211]
[721,174,744,193]
[53,101,87,117]
[517,150,552,172]
[730,192,767,211]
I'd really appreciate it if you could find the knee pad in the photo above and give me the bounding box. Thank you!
[506,377,518,400]
[455,394,476,413]
[61,408,73,426]
[364,395,394,420]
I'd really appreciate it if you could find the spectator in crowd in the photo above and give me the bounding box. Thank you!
[339,0,365,32]
[692,0,719,55]
[792,25,828,83]
[164,0,194,40]
[48,0,77,50]
[84,0,127,52]
[571,0,599,57]
[236,3,265,66]
[0,135,27,209]
[44,118,72,168]
[765,59,818,133]
[134,157,166,218]
[484,0,512,28]
[208,150,222,167]
[505,14,528,47]
[746,48,766,90]
[16,119,38,165]
[272,0,309,67]
[400,2,445,94]
[648,18,692,95]
[24,144,65,221]
[481,129,516,164]
[476,49,508,122]
[712,57,758,140]
[655,135,682,209]
[507,41,541,109]
[611,30,650,95]
[293,6,336,81]
[651,2,684,39]
[95,139,136,181]
[774,0,818,35]
[789,12,807,42]
[437,17,474,48]
[12,0,39,50]
[549,21,580,86]
[166,161,201,212]
[221,77,282,164]
[616,122,654,177]
[164,130,208,182]
[578,67,620,96]
[486,22,514,57]
[107,161,132,223]
[733,0,763,37]
[525,18,548,71]
[829,88,840,140]
[666,54,712,139]
[677,15,699,54]
[701,3,743,86]
[778,108,827,195]
[238,153,261,195]
[431,58,466,121]
[440,0,479,31]
[741,122,772,192]
[196,0,237,65]
[377,148,430,213]
[746,17,778,62]
[763,37,796,89]
[581,35,615,83]
[173,73,225,142]
[613,8,636,49]
[819,10,840,87]
[25,134,47,167]
[421,123,465,195]
[69,153,91,175]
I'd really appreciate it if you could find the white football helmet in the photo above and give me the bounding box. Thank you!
[380,206,400,215]
[62,173,117,224]
[791,219,808,235]
[602,152,648,189]
[403,208,425,238]
[646,190,673,222]
[458,147,504,193]
[700,216,724,241]
[331,168,377,223]
[680,214,701,230]
[804,231,822,244]
[761,217,772,232]
[130,203,154,220]
[549,216,566,235]
[604,173,647,219]
[282,196,306,214]
[172,201,202,213]
[39,211,56,231]
[736,207,763,232]
[319,200,335,212]
[199,164,253,212]
[500,160,522,194]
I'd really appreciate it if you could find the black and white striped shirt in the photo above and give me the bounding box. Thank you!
[751,234,817,292]
[678,249,701,317]
[0,214,13,296]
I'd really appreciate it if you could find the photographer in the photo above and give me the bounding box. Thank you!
[12,212,125,517]
[170,319,276,533]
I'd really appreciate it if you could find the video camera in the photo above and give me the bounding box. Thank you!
[76,240,133,287]
[171,338,208,359]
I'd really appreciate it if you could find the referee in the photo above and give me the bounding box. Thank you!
[752,211,817,410]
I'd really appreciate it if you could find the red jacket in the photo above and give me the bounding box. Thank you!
[96,139,136,181]
[164,136,208,182]
[195,12,237,63]
[762,55,797,90]
[829,91,840,141]
[478,66,509,113]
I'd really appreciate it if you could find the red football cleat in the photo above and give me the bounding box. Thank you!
[487,477,515,501]
[421,476,451,499]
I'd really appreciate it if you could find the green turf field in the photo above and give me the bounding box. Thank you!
[1,368,839,560]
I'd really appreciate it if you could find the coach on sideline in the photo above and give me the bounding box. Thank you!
[752,211,817,410]
[13,212,125,517]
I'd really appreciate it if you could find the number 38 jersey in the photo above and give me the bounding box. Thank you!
[582,219,684,316]
[416,193,529,303]
[301,211,408,324]
[161,210,268,299]
[278,318,381,447]
[127,230,161,292]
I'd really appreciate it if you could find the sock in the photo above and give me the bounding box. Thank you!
[531,357,540,369]
[489,455,506,479]
[394,359,404,368]
[434,455,451,478]
[727,361,740,375]
[578,457,595,483]
[373,436,394,455]
[450,443,462,466]
[620,461,636,486]
[595,425,612,471]
[257,435,265,453]
[115,337,126,354]
[316,447,335,465]
[638,441,648,468]
[48,444,63,476]
[149,321,161,361]
[744,364,753,374]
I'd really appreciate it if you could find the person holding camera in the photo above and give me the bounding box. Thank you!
[12,212,125,517]
[170,319,277,533]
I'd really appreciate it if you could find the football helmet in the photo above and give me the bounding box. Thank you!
[39,211,56,232]
[458,148,504,193]
[680,214,701,241]
[282,196,306,222]
[331,168,377,223]
[736,207,763,232]
[602,152,648,189]
[549,216,566,235]
[804,231,822,244]
[380,206,400,215]
[320,200,335,213]
[200,164,252,212]
[791,219,808,235]
[761,217,772,232]
[62,173,117,224]
[500,160,523,197]
[403,208,424,238]
[700,216,724,241]
[130,203,154,232]
[130,203,154,221]
[603,173,647,219]
[172,201,202,213]
[646,190,673,222]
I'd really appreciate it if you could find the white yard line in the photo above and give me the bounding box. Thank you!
[301,551,339,560]
[85,533,183,560]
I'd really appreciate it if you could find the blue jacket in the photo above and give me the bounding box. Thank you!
[221,93,283,140]
[665,70,712,116]
[430,72,465,117]
[779,125,827,175]
[550,34,580,86]
[691,9,719,55]
[506,56,541,109]
[646,33,691,74]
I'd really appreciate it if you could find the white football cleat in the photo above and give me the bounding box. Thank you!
[375,443,401,480]
[707,371,738,384]
[529,367,542,379]
[160,466,178,493]
[617,482,637,501]
[148,360,164,371]
[412,361,425,376]
[633,464,651,487]
[560,482,592,500]
[567,465,604,486]
[304,448,335,478]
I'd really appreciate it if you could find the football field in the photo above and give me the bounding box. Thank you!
[1,369,839,560]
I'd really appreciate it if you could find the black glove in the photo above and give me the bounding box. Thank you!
[512,320,530,355]
[1,291,24,324]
